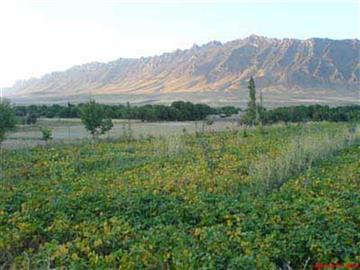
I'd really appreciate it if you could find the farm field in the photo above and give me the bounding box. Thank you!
[3,118,238,149]
[0,122,359,269]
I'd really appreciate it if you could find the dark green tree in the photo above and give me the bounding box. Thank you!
[241,77,257,125]
[80,100,113,139]
[40,127,53,145]
[0,100,16,145]
[26,112,37,125]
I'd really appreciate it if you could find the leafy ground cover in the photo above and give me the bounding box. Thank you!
[0,122,359,269]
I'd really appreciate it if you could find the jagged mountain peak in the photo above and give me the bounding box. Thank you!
[9,35,360,102]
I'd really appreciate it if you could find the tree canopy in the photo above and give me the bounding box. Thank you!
[80,100,114,138]
[0,100,16,144]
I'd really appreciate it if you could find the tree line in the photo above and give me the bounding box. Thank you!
[14,101,239,122]
[241,77,360,125]
[1,78,360,145]
[262,104,360,124]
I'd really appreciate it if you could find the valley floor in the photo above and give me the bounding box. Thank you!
[0,122,359,269]
[3,118,237,150]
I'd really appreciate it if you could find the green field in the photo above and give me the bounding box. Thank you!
[1,122,359,269]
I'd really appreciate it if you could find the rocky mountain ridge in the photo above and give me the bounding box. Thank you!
[8,35,360,104]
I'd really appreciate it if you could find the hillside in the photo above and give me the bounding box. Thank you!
[7,35,360,105]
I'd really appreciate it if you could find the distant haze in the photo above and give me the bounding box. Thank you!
[0,0,359,87]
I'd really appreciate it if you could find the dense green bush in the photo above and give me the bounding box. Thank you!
[0,100,16,144]
[40,127,53,141]
[80,100,114,138]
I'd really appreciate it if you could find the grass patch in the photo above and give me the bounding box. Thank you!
[249,124,360,193]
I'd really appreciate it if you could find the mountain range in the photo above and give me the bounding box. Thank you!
[6,35,360,106]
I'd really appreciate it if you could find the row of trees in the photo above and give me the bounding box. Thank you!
[241,77,265,125]
[262,104,360,123]
[14,102,239,122]
[0,99,115,143]
[241,77,360,125]
[1,79,359,144]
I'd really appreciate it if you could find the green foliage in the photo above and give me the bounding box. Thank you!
[263,104,360,124]
[206,119,214,126]
[25,112,38,125]
[40,127,53,141]
[217,106,240,117]
[256,89,266,125]
[0,100,16,143]
[13,101,240,122]
[245,77,257,125]
[1,122,359,269]
[13,101,360,125]
[250,125,360,193]
[242,77,263,126]
[80,100,114,138]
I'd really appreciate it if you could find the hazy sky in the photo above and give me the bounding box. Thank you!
[0,0,359,87]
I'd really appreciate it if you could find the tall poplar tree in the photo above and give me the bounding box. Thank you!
[244,76,257,125]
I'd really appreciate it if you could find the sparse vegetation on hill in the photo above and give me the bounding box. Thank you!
[1,122,359,269]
